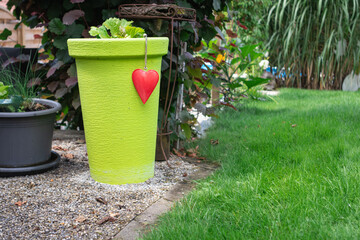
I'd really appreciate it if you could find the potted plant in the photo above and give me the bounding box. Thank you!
[0,63,62,176]
[67,18,169,185]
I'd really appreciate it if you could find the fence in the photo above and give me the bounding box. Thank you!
[0,6,43,48]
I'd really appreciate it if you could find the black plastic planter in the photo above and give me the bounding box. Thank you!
[0,99,62,176]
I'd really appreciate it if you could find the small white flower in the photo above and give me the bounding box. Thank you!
[259,60,269,69]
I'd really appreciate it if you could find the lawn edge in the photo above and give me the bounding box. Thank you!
[112,158,219,240]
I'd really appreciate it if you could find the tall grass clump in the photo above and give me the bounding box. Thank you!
[0,62,41,112]
[266,0,360,89]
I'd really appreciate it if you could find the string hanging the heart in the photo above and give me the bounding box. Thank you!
[132,34,160,104]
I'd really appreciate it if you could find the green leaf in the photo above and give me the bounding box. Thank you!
[119,19,133,28]
[125,26,145,38]
[14,44,24,48]
[237,63,251,72]
[231,57,242,65]
[98,26,110,38]
[180,123,192,139]
[10,95,23,111]
[187,66,202,79]
[179,110,194,123]
[0,28,12,40]
[66,23,84,38]
[225,81,243,90]
[180,30,190,42]
[249,52,263,61]
[199,23,217,43]
[89,26,99,37]
[67,63,77,77]
[243,77,269,89]
[176,0,192,8]
[49,18,66,35]
[0,82,10,99]
[239,44,258,59]
[89,18,145,39]
[53,36,68,50]
[103,17,121,37]
[56,49,72,64]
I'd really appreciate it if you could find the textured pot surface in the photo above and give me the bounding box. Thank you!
[0,99,61,168]
[68,38,169,185]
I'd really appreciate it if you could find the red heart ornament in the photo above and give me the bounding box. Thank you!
[132,69,159,104]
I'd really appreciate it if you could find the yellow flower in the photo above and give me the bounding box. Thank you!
[216,53,226,63]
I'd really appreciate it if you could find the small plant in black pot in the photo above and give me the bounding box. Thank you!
[0,63,62,176]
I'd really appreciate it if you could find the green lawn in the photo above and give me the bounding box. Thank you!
[143,89,360,240]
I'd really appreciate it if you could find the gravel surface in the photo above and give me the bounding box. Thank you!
[0,140,198,240]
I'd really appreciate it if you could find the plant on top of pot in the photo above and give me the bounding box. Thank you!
[67,17,169,185]
[0,64,45,112]
[0,81,10,99]
[88,18,145,39]
[0,60,62,176]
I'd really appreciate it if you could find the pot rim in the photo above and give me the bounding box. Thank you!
[68,37,169,58]
[0,98,62,118]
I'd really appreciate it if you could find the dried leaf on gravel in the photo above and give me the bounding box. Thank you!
[15,201,27,206]
[62,153,74,159]
[109,212,120,218]
[75,215,87,223]
[186,146,201,158]
[53,146,68,151]
[173,148,186,157]
[96,197,107,205]
[187,148,197,154]
[97,216,116,225]
[182,173,188,177]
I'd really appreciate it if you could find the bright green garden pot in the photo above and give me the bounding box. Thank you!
[68,38,169,185]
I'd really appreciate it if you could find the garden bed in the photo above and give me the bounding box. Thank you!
[0,131,199,239]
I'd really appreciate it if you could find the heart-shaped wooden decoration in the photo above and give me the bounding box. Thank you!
[132,69,159,104]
